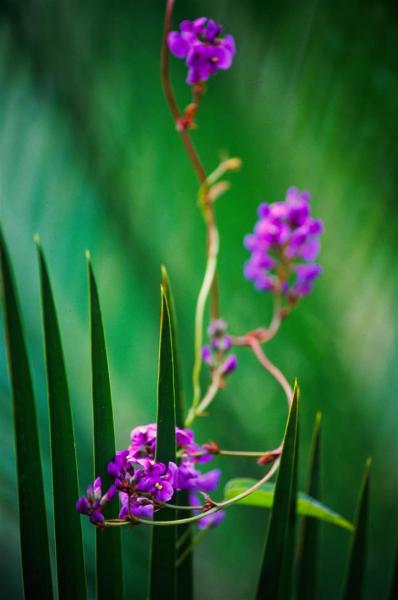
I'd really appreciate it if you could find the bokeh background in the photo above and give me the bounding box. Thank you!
[0,0,397,598]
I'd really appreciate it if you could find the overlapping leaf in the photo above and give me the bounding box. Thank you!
[87,254,123,599]
[0,232,53,598]
[37,241,86,600]
[149,285,177,600]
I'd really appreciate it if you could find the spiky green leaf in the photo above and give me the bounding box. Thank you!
[87,253,123,600]
[296,412,322,600]
[255,384,299,600]
[0,231,53,598]
[149,286,177,600]
[36,241,86,600]
[161,267,193,600]
[342,459,371,600]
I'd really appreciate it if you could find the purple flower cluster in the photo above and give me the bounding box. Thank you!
[244,187,324,299]
[76,424,224,529]
[167,17,236,84]
[202,319,238,376]
[75,477,116,525]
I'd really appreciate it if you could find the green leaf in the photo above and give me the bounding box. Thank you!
[342,458,371,600]
[296,412,322,600]
[149,286,177,600]
[255,382,300,600]
[278,393,299,600]
[87,253,123,600]
[223,480,352,531]
[0,231,53,598]
[389,546,398,600]
[160,267,193,600]
[36,240,86,600]
[161,266,184,428]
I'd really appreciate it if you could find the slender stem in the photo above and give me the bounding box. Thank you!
[181,448,281,459]
[103,459,280,529]
[161,1,207,182]
[161,502,204,511]
[161,0,221,415]
[190,223,219,412]
[249,338,293,408]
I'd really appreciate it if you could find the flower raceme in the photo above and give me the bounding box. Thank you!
[244,187,324,300]
[76,424,225,527]
[202,319,238,377]
[167,17,236,84]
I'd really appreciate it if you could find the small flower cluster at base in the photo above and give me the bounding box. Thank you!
[202,319,238,377]
[76,477,116,526]
[244,187,324,301]
[167,17,236,85]
[76,424,224,528]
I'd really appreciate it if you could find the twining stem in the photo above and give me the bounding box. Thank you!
[103,459,280,529]
[161,0,221,411]
[179,448,281,459]
[161,0,206,184]
[190,220,219,413]
[248,338,293,408]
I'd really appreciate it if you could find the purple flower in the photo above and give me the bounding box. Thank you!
[244,187,324,301]
[75,477,116,526]
[168,17,236,84]
[219,354,238,375]
[78,424,224,529]
[119,494,154,520]
[202,318,237,379]
[135,460,177,503]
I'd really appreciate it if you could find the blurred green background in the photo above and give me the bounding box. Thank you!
[0,0,397,598]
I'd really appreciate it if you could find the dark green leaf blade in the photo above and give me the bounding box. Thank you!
[296,412,322,600]
[342,458,371,600]
[149,286,177,600]
[36,241,86,600]
[87,253,123,600]
[388,546,398,600]
[0,231,53,599]
[160,267,193,600]
[256,382,299,600]
[161,266,184,428]
[278,397,299,600]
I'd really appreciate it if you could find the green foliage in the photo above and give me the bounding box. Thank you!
[149,286,177,600]
[296,412,322,600]
[36,241,87,600]
[87,253,123,599]
[0,232,53,599]
[161,267,193,600]
[256,383,299,600]
[342,459,371,600]
[225,479,353,531]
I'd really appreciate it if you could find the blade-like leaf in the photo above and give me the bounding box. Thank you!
[0,231,53,598]
[255,383,299,600]
[36,240,86,600]
[224,480,352,531]
[389,546,398,600]
[342,458,371,600]
[161,266,184,427]
[160,267,193,600]
[278,396,299,600]
[87,253,123,600]
[149,286,177,600]
[296,412,322,600]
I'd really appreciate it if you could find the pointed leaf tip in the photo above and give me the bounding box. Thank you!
[37,245,87,599]
[0,232,53,597]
